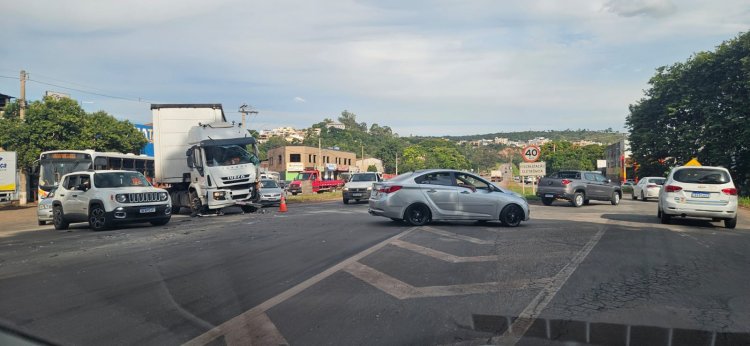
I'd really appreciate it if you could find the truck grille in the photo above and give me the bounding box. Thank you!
[127,192,161,203]
[349,188,368,193]
[221,175,251,184]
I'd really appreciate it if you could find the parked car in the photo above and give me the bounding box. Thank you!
[259,179,284,206]
[536,170,622,207]
[37,187,57,225]
[52,170,171,231]
[368,169,530,227]
[343,172,381,204]
[658,166,738,228]
[632,177,666,201]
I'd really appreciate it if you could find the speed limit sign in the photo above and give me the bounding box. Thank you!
[522,145,541,162]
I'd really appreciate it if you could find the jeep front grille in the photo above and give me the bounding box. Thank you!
[127,192,161,203]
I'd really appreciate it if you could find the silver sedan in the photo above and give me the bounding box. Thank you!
[368,169,530,226]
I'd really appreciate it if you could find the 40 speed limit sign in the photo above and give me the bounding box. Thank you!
[521,145,541,162]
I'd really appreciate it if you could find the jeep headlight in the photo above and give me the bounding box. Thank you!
[159,192,169,201]
[367,186,372,191]
[115,194,127,203]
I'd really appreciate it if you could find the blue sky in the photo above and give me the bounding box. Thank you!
[1,0,747,136]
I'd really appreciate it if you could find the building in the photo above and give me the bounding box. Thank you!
[604,138,631,182]
[267,146,356,180]
[326,122,346,130]
[355,158,384,173]
[257,126,308,144]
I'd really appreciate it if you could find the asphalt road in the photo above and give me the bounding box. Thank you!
[0,199,749,345]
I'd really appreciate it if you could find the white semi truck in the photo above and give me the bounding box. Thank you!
[152,104,261,215]
[0,151,18,205]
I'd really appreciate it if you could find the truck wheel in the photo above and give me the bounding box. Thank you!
[500,204,523,227]
[404,204,430,226]
[343,198,349,204]
[53,206,69,230]
[570,192,584,207]
[541,197,553,206]
[241,205,258,213]
[611,192,620,206]
[725,217,737,229]
[189,190,205,216]
[89,204,110,231]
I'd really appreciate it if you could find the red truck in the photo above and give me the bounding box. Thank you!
[287,170,345,195]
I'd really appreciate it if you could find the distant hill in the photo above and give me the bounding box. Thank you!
[441,129,625,145]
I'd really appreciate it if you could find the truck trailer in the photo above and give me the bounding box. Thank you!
[152,104,262,215]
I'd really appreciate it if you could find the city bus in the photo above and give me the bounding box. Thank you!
[38,150,155,198]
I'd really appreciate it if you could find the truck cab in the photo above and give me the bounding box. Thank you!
[287,169,344,195]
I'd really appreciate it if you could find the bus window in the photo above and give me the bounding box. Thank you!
[94,157,107,170]
[122,158,135,170]
[109,158,122,170]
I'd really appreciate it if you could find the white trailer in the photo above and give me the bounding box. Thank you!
[152,104,261,214]
[0,151,18,204]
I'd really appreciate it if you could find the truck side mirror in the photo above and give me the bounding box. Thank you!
[186,148,194,168]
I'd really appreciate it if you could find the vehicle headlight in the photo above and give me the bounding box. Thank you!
[367,186,372,191]
[213,191,226,200]
[343,187,349,191]
[115,194,127,203]
[159,192,169,201]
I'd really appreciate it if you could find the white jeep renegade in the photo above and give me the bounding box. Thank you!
[52,170,172,231]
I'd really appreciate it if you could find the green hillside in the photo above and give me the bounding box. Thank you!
[442,129,625,144]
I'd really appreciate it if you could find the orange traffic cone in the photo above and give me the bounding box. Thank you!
[279,195,288,212]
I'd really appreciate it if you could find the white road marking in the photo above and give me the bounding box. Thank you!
[344,261,550,300]
[182,227,418,346]
[422,226,495,245]
[391,239,498,263]
[492,226,607,345]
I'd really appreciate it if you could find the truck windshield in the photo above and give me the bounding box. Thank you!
[94,172,151,188]
[351,174,377,182]
[39,159,92,189]
[295,172,312,180]
[204,145,259,167]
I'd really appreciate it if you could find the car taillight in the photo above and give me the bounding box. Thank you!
[561,179,571,186]
[379,185,402,193]
[722,188,738,195]
[664,185,682,193]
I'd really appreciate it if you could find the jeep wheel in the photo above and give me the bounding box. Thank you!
[53,206,69,230]
[89,205,110,231]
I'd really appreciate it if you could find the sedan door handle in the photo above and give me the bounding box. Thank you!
[72,195,78,197]
[426,189,437,193]
[59,194,65,197]
[460,191,471,194]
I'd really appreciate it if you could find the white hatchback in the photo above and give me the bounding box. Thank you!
[658,166,738,228]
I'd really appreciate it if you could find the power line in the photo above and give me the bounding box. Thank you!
[27,78,152,103]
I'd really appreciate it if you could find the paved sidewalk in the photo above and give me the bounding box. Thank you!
[0,203,47,235]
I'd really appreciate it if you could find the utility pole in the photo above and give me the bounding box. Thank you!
[395,152,399,175]
[318,137,322,172]
[238,104,258,131]
[18,70,27,205]
[19,70,26,120]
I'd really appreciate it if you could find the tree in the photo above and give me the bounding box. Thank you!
[626,31,750,193]
[0,97,146,170]
[338,110,366,132]
[367,164,378,172]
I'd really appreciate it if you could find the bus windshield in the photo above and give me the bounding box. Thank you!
[39,159,92,189]
[204,145,260,167]
[94,172,150,188]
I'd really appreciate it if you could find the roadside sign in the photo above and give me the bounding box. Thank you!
[522,145,541,162]
[684,158,702,166]
[519,162,546,176]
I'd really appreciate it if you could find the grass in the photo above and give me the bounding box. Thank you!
[284,190,342,204]
[740,196,750,209]
[504,182,541,201]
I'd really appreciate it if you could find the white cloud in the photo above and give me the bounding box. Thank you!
[293,96,306,103]
[604,0,677,18]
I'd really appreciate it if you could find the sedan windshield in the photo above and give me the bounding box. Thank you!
[261,180,279,188]
[351,174,378,182]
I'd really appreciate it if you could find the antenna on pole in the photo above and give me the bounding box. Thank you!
[238,104,259,131]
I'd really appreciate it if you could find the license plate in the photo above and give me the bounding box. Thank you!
[140,207,156,213]
[691,192,710,198]
[545,194,554,198]
[352,193,362,197]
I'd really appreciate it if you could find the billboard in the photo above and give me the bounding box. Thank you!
[134,124,154,157]
[0,151,17,192]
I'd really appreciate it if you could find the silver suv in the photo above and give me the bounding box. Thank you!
[52,170,172,231]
